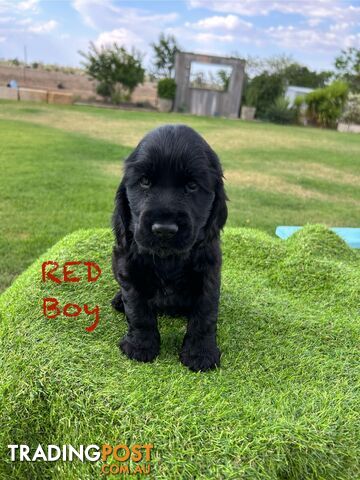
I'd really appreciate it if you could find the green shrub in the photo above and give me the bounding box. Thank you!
[294,95,305,109]
[266,96,296,124]
[341,93,360,124]
[157,78,177,100]
[292,95,307,124]
[96,83,131,104]
[304,81,349,128]
[111,87,131,104]
[96,82,112,99]
[80,42,145,103]
[245,72,285,118]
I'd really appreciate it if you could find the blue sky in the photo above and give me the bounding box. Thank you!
[0,0,360,72]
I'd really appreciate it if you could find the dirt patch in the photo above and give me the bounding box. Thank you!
[206,125,360,155]
[0,106,150,146]
[278,162,360,187]
[102,162,123,177]
[4,231,30,241]
[225,169,359,205]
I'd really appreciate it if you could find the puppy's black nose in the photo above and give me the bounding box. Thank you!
[152,223,178,238]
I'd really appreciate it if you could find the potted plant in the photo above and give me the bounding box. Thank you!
[240,79,256,120]
[157,78,176,113]
[240,104,256,120]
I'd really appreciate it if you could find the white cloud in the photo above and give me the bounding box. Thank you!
[0,16,14,24]
[72,0,178,30]
[0,0,39,16]
[307,18,322,27]
[188,0,360,22]
[18,0,39,11]
[94,28,145,50]
[329,22,353,32]
[343,33,360,48]
[28,19,57,34]
[0,0,358,73]
[72,0,102,28]
[195,32,235,43]
[187,14,252,31]
[266,24,360,51]
[72,0,180,64]
[188,0,273,16]
[17,18,33,26]
[186,0,360,55]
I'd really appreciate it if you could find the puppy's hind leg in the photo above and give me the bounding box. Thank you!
[111,290,125,312]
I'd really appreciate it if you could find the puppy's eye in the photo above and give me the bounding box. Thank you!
[140,176,151,188]
[186,181,198,192]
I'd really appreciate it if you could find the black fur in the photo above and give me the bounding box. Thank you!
[111,124,227,371]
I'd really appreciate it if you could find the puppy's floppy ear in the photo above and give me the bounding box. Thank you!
[113,177,132,248]
[203,146,228,241]
[112,147,142,247]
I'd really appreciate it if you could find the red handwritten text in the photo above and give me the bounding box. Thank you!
[42,261,102,332]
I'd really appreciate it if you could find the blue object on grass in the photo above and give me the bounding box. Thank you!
[275,226,360,249]
[8,80,18,89]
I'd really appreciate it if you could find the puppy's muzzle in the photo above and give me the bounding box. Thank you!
[152,222,178,239]
[135,209,194,255]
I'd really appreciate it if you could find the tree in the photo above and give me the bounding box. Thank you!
[334,47,360,93]
[217,69,231,91]
[264,53,294,75]
[191,71,206,88]
[280,63,331,88]
[245,72,285,118]
[242,61,332,120]
[341,94,360,125]
[79,42,144,103]
[151,33,180,78]
[232,51,331,87]
[231,52,293,78]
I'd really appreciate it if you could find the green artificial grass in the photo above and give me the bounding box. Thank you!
[0,225,359,479]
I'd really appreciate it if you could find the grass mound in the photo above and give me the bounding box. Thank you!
[0,226,359,479]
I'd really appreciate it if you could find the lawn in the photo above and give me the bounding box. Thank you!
[0,99,359,291]
[0,225,359,479]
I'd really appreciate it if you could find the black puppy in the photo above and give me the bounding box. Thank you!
[111,124,227,371]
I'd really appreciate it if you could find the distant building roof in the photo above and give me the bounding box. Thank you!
[285,85,314,106]
[286,86,314,94]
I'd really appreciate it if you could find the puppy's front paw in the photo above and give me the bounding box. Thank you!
[120,334,160,363]
[180,341,221,372]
